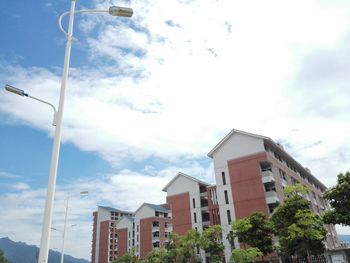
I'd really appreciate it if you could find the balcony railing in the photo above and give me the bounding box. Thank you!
[261,170,275,183]
[265,190,280,204]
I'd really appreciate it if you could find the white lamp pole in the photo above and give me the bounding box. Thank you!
[37,1,76,261]
[36,1,133,262]
[4,2,133,262]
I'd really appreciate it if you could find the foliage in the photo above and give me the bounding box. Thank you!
[143,225,224,262]
[140,248,170,263]
[323,172,350,226]
[164,230,201,263]
[230,248,263,263]
[271,185,327,260]
[177,230,201,263]
[0,250,10,263]
[113,248,138,263]
[199,225,224,262]
[231,212,274,255]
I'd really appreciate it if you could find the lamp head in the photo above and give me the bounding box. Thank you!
[109,6,133,17]
[80,191,89,195]
[5,84,28,96]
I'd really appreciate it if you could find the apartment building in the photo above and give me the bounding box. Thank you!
[91,129,340,263]
[91,206,133,263]
[207,129,340,261]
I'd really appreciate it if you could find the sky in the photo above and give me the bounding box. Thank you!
[0,0,350,260]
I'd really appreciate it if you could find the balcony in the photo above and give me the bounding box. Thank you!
[200,198,209,208]
[165,223,172,231]
[261,170,275,183]
[265,190,280,204]
[152,241,160,249]
[152,232,160,241]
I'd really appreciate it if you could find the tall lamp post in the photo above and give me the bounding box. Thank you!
[39,2,132,262]
[4,1,133,262]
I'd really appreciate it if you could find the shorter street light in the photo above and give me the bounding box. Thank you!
[5,84,58,126]
[57,191,88,263]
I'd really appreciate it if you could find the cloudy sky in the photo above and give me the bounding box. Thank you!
[1,0,350,260]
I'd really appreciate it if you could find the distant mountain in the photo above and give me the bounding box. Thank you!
[339,234,350,245]
[0,237,89,263]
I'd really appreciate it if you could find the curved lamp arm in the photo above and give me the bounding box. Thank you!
[58,6,133,37]
[5,84,58,126]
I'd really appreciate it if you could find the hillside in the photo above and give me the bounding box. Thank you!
[0,237,89,263]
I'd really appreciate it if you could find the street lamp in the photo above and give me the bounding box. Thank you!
[59,191,88,263]
[4,1,133,262]
[37,1,133,261]
[5,84,57,126]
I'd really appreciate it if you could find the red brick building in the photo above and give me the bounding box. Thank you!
[91,129,341,263]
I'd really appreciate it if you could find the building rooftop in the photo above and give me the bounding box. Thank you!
[207,128,327,191]
[162,172,210,192]
[144,203,169,213]
[98,205,133,214]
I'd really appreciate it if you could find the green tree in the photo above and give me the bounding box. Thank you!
[165,230,201,263]
[231,212,274,256]
[0,250,10,263]
[141,248,170,263]
[230,248,263,263]
[113,248,138,263]
[323,171,350,226]
[178,230,201,263]
[199,225,224,262]
[271,185,327,261]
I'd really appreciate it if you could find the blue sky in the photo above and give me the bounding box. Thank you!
[1,0,350,260]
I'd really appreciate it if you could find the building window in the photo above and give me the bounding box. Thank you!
[264,182,276,192]
[227,210,232,224]
[194,212,197,223]
[279,169,287,181]
[137,225,139,232]
[155,211,159,216]
[153,242,160,248]
[193,198,196,208]
[291,177,299,185]
[222,172,226,185]
[152,221,159,227]
[224,190,229,204]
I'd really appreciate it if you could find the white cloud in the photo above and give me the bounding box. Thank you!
[1,0,350,259]
[12,182,30,190]
[0,161,212,260]
[0,171,21,179]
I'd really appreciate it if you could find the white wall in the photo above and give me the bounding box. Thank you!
[212,132,264,168]
[166,175,200,196]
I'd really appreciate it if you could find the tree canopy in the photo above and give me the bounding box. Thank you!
[271,185,326,260]
[323,171,350,226]
[199,225,224,262]
[230,248,263,263]
[231,211,274,256]
[0,250,10,263]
